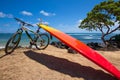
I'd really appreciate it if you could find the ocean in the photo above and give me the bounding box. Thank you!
[0,33,117,49]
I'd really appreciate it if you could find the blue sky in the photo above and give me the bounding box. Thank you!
[0,0,104,33]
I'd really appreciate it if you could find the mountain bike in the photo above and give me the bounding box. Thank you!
[5,18,50,54]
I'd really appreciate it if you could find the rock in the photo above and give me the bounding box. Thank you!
[87,42,103,50]
[67,47,77,54]
[50,41,69,49]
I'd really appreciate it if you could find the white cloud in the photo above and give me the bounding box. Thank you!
[37,18,49,25]
[32,23,37,26]
[6,14,13,18]
[37,18,42,22]
[0,12,6,17]
[21,11,33,16]
[0,12,13,18]
[40,10,56,16]
[42,21,49,25]
[40,10,49,16]
[77,19,82,26]
[78,19,82,23]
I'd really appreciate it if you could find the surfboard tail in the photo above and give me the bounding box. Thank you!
[38,24,120,79]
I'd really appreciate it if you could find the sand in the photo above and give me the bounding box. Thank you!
[0,45,120,80]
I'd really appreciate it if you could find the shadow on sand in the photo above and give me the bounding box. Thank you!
[24,50,117,80]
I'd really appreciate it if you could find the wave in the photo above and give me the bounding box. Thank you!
[83,36,93,39]
[67,33,101,36]
[0,46,5,49]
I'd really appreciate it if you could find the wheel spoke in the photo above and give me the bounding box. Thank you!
[36,34,49,50]
[5,32,21,54]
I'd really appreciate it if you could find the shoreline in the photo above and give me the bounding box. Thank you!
[1,42,120,51]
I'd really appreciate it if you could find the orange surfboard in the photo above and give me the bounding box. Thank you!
[38,24,120,79]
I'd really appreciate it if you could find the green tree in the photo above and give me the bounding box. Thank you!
[79,0,120,45]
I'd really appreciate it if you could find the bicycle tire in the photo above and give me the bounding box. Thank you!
[36,34,49,50]
[5,32,21,54]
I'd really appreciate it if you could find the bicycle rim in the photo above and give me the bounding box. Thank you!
[5,32,21,54]
[36,34,49,50]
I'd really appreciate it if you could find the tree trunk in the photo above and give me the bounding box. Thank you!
[101,35,106,45]
[101,33,112,47]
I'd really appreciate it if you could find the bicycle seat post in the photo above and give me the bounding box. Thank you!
[36,27,40,33]
[36,18,43,33]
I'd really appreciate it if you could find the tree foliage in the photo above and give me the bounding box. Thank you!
[79,0,120,45]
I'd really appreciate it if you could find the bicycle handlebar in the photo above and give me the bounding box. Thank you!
[14,17,34,27]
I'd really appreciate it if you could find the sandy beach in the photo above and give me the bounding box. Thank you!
[0,45,120,80]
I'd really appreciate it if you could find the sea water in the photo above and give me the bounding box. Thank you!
[0,33,118,49]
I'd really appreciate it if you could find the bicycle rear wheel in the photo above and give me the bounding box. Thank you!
[36,34,49,50]
[5,32,21,54]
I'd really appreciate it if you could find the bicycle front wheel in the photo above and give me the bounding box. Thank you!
[5,32,21,54]
[36,34,49,50]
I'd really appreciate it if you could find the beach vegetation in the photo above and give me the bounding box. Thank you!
[79,0,120,45]
[109,34,120,48]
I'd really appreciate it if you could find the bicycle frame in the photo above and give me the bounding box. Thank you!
[19,26,40,43]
